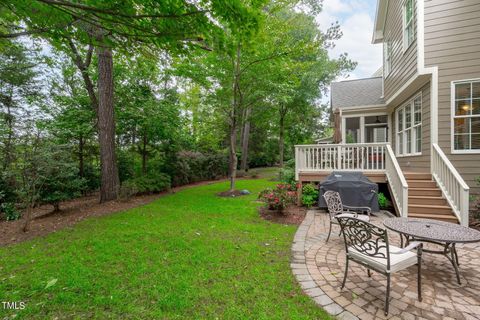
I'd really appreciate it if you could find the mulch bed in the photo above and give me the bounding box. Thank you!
[0,179,225,247]
[216,190,249,197]
[259,205,307,225]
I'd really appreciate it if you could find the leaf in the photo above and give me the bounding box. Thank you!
[45,278,58,289]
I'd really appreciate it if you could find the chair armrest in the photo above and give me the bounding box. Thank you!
[343,205,372,216]
[390,242,422,255]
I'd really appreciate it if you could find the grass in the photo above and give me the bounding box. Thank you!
[0,178,330,319]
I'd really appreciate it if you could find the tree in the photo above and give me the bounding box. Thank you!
[3,0,264,201]
[0,40,40,171]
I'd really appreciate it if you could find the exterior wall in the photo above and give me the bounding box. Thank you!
[391,83,431,172]
[425,0,480,193]
[383,0,418,100]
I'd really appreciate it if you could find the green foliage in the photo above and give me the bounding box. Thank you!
[1,201,20,221]
[120,172,171,198]
[378,192,388,209]
[302,184,318,208]
[258,183,297,213]
[35,147,87,210]
[171,151,228,186]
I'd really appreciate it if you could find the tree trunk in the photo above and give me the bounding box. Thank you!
[97,43,119,202]
[141,133,147,175]
[279,111,285,169]
[78,136,84,177]
[3,91,14,171]
[229,120,238,191]
[240,107,251,172]
[229,45,241,192]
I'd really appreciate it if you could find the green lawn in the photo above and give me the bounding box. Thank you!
[0,179,330,319]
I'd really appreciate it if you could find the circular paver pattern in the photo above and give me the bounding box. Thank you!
[291,210,480,320]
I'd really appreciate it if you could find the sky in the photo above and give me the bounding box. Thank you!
[316,0,382,81]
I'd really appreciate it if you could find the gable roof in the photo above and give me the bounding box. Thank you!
[331,77,385,109]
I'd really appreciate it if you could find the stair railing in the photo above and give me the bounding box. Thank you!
[431,143,469,226]
[385,144,408,217]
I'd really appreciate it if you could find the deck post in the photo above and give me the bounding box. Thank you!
[297,180,303,206]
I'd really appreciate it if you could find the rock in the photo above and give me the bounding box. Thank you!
[240,190,251,195]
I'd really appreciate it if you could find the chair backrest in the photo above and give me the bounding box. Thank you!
[323,190,344,219]
[337,217,390,268]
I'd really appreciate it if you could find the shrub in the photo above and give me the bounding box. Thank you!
[1,202,20,221]
[258,183,297,213]
[31,147,87,212]
[120,172,171,199]
[378,192,388,209]
[171,151,228,186]
[301,184,319,208]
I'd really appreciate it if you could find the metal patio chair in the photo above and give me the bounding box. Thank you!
[323,190,371,242]
[337,217,423,316]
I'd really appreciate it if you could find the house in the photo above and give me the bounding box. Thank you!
[295,0,480,226]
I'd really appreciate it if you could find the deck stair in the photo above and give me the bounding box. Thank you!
[404,172,459,223]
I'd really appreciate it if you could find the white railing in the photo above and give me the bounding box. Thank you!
[432,144,470,226]
[385,144,409,217]
[295,143,387,180]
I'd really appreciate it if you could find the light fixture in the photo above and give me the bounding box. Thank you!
[462,104,470,112]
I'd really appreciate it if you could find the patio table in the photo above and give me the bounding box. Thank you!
[383,217,480,285]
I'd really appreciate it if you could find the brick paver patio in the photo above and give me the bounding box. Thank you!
[291,210,480,320]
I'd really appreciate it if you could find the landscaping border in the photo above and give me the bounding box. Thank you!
[291,210,358,320]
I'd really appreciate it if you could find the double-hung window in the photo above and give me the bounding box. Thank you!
[453,80,480,152]
[396,95,422,156]
[403,0,415,49]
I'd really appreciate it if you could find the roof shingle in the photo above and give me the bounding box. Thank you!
[331,77,385,109]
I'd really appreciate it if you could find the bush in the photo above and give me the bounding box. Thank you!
[1,202,20,221]
[33,147,87,211]
[301,184,319,208]
[171,151,228,186]
[248,152,276,168]
[258,183,297,213]
[279,168,295,186]
[120,172,171,199]
[378,192,388,209]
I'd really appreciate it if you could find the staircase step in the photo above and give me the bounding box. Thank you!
[403,172,432,180]
[409,196,448,206]
[408,212,459,223]
[409,187,442,197]
[408,204,453,215]
[406,180,437,188]
[409,212,459,222]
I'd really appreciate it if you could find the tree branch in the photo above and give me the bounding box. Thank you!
[36,0,209,19]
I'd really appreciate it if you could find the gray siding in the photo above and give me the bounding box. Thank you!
[391,83,431,172]
[383,0,418,100]
[425,0,480,193]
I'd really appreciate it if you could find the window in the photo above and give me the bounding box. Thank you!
[396,95,422,156]
[383,39,392,77]
[403,0,415,49]
[453,80,480,151]
[345,117,360,143]
[365,115,388,143]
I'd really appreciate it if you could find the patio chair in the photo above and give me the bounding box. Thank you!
[323,190,371,242]
[337,217,423,316]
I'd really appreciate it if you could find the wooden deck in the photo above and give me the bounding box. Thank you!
[298,170,387,183]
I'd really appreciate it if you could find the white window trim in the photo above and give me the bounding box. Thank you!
[395,93,422,157]
[341,113,388,144]
[402,0,415,52]
[451,78,480,154]
[383,37,392,78]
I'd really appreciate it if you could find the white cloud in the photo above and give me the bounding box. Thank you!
[316,0,382,80]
